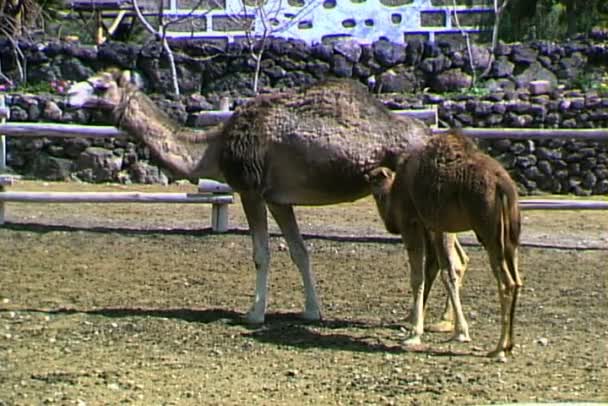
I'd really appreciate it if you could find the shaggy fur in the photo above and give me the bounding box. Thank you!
[368,130,522,359]
[68,70,467,329]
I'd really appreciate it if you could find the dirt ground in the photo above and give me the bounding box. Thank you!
[0,181,607,405]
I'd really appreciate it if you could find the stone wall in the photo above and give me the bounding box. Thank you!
[1,31,607,194]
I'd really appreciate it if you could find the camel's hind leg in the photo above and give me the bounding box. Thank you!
[433,233,470,343]
[241,192,272,324]
[268,203,321,322]
[427,236,469,333]
[486,246,520,360]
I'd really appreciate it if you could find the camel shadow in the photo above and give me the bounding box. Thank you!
[6,306,475,357]
[1,221,403,244]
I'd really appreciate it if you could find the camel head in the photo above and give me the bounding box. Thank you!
[365,167,395,197]
[67,69,141,110]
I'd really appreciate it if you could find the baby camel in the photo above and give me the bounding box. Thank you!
[367,130,522,360]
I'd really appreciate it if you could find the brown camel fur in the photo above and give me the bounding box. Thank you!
[68,69,467,327]
[367,131,522,360]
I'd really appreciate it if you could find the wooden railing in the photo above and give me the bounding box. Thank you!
[1,97,607,233]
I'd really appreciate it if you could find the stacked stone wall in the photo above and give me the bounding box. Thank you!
[0,32,607,194]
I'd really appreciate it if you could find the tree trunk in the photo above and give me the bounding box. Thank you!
[565,0,578,37]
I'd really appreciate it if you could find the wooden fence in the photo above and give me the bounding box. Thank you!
[0,99,607,232]
[0,98,235,231]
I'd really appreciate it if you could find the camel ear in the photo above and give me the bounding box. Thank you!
[116,70,144,89]
[376,167,393,181]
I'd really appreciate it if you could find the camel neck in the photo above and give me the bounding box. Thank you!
[113,90,223,183]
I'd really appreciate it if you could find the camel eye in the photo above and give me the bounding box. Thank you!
[93,82,110,94]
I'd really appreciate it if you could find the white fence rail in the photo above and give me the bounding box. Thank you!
[0,102,607,232]
[0,97,235,231]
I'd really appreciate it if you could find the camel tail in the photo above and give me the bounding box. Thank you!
[497,174,523,287]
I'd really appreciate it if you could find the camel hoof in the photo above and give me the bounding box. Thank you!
[449,332,471,343]
[487,349,508,363]
[300,309,322,322]
[403,335,422,346]
[244,311,265,325]
[426,320,455,333]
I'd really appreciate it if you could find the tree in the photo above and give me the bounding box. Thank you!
[499,0,608,41]
[230,0,321,93]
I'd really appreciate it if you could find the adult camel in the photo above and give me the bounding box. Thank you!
[68,70,467,328]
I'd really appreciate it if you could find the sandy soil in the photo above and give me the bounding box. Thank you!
[0,181,607,405]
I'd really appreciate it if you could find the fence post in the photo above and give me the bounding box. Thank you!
[210,97,231,233]
[0,94,8,224]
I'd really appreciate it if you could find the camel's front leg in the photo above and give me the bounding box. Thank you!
[268,203,321,321]
[241,193,271,324]
[402,225,426,345]
[434,233,470,343]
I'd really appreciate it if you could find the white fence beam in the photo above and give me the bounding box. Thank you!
[0,95,7,225]
[0,191,233,204]
[519,200,608,210]
[434,127,608,141]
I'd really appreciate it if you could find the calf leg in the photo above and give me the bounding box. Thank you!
[428,236,469,333]
[434,233,470,343]
[402,223,427,345]
[487,249,518,360]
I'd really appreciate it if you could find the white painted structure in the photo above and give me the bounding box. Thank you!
[72,0,494,44]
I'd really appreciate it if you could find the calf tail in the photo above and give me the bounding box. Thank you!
[497,174,523,287]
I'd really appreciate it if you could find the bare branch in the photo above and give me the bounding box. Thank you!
[131,0,180,95]
[480,0,510,79]
[450,0,477,87]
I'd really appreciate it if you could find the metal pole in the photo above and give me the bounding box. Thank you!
[0,94,7,224]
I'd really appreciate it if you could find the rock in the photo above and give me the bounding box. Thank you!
[405,39,425,65]
[42,100,63,121]
[9,106,28,121]
[98,41,139,68]
[558,52,587,80]
[491,57,515,78]
[582,172,597,189]
[372,40,407,67]
[310,43,334,61]
[535,147,562,161]
[128,161,169,185]
[333,39,362,63]
[511,44,538,64]
[75,147,123,182]
[594,179,608,194]
[32,154,73,181]
[59,57,95,82]
[63,138,92,159]
[466,44,491,71]
[430,69,472,92]
[331,54,352,77]
[376,67,419,93]
[514,62,558,89]
[419,55,451,74]
[529,80,552,95]
[537,160,553,175]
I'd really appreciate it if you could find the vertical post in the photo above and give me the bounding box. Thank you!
[211,204,229,233]
[0,94,7,225]
[210,99,231,232]
[95,10,105,46]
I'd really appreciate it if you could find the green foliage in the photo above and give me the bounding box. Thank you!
[570,71,608,94]
[12,81,54,94]
[499,0,608,41]
[592,73,608,96]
